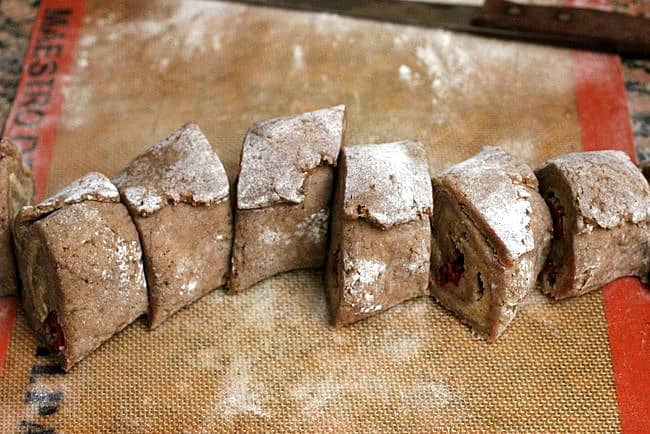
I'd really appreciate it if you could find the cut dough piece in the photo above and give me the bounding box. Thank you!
[0,138,34,296]
[229,105,346,292]
[536,150,650,299]
[14,173,147,371]
[326,140,432,326]
[113,123,233,328]
[430,147,552,341]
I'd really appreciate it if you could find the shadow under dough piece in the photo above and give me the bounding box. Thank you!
[325,140,432,327]
[641,160,650,182]
[14,173,148,371]
[429,147,552,341]
[0,138,34,296]
[113,123,233,329]
[536,150,650,299]
[228,105,346,293]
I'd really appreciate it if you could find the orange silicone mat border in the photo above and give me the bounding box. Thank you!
[0,0,87,375]
[573,50,650,434]
[0,1,648,432]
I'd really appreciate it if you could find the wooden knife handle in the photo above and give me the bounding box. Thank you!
[473,0,650,57]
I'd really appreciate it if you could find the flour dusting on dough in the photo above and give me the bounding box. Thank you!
[260,209,329,246]
[17,173,119,226]
[348,258,385,286]
[237,106,345,209]
[113,123,229,216]
[40,172,119,208]
[343,257,386,312]
[343,141,432,228]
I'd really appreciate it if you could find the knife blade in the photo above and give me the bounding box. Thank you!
[224,0,650,57]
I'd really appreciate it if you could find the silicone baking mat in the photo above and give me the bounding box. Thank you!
[1,0,648,432]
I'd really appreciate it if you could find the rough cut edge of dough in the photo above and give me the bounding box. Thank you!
[341,140,433,229]
[434,146,542,264]
[15,172,119,228]
[112,122,230,217]
[236,104,346,210]
[536,150,650,231]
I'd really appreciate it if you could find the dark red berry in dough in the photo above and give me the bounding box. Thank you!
[43,311,65,353]
[439,253,464,287]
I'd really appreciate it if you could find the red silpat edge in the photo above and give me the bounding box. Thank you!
[572,38,650,434]
[0,0,87,375]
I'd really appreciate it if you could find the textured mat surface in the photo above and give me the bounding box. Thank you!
[0,0,625,432]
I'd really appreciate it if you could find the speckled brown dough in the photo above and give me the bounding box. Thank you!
[14,173,147,371]
[113,123,233,328]
[429,147,552,341]
[326,141,432,326]
[228,105,346,293]
[536,151,650,299]
[229,166,332,291]
[0,138,34,296]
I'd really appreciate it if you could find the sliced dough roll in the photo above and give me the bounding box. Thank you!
[326,140,432,326]
[229,105,346,293]
[113,123,233,329]
[0,138,34,296]
[536,151,650,299]
[430,147,552,340]
[14,173,147,371]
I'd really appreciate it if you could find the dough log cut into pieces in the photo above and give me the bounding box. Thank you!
[536,150,650,299]
[325,140,433,326]
[8,104,650,373]
[113,123,233,329]
[429,147,552,341]
[0,138,34,296]
[13,173,148,371]
[228,105,346,293]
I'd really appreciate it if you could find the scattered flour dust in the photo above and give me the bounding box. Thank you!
[60,82,93,129]
[242,282,279,331]
[90,0,243,60]
[385,335,424,361]
[158,57,170,72]
[219,356,267,419]
[77,57,89,69]
[415,43,445,98]
[293,44,305,69]
[398,64,412,82]
[290,373,456,417]
[290,377,337,415]
[519,289,556,328]
[412,382,454,407]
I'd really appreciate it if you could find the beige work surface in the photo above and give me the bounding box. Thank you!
[2,0,619,431]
